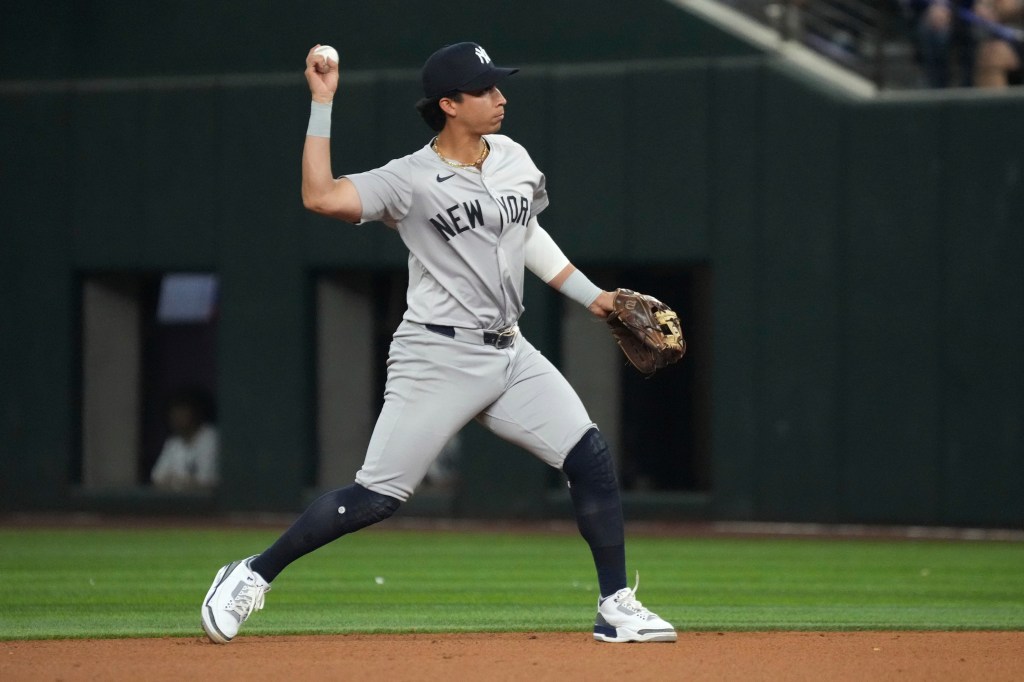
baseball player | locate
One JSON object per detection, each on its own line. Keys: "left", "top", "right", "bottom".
{"left": 201, "top": 41, "right": 676, "bottom": 645}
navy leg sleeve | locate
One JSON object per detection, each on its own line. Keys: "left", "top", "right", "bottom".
{"left": 562, "top": 428, "right": 627, "bottom": 597}
{"left": 251, "top": 483, "right": 401, "bottom": 582}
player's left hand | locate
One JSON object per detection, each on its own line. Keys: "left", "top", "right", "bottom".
{"left": 588, "top": 290, "right": 615, "bottom": 319}
{"left": 605, "top": 288, "right": 685, "bottom": 375}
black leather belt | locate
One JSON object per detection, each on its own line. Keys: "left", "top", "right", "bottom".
{"left": 425, "top": 324, "right": 518, "bottom": 349}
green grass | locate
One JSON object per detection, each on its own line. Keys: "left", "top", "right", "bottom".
{"left": 0, "top": 526, "right": 1022, "bottom": 639}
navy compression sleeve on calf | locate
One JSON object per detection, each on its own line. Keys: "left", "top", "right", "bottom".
{"left": 562, "top": 428, "right": 627, "bottom": 597}
{"left": 250, "top": 484, "right": 401, "bottom": 583}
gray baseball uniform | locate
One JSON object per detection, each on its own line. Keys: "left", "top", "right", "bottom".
{"left": 200, "top": 44, "right": 675, "bottom": 647}
{"left": 199, "top": 41, "right": 675, "bottom": 643}
{"left": 346, "top": 134, "right": 594, "bottom": 500}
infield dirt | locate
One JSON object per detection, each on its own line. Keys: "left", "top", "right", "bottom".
{"left": 2, "top": 631, "right": 1022, "bottom": 681}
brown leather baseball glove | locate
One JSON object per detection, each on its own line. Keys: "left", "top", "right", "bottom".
{"left": 606, "top": 288, "right": 686, "bottom": 375}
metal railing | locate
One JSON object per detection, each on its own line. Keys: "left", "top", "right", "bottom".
{"left": 723, "top": 0, "right": 911, "bottom": 87}
{"left": 730, "top": 0, "right": 896, "bottom": 84}
{"left": 723, "top": 0, "right": 1024, "bottom": 89}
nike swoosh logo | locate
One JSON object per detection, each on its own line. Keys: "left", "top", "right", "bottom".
{"left": 436, "top": 173, "right": 456, "bottom": 183}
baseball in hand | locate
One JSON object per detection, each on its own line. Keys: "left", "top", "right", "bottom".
{"left": 313, "top": 45, "right": 339, "bottom": 72}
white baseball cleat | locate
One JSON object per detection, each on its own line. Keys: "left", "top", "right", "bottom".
{"left": 201, "top": 555, "right": 271, "bottom": 644}
{"left": 593, "top": 573, "right": 677, "bottom": 643}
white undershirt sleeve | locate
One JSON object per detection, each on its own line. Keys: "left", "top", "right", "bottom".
{"left": 524, "top": 216, "right": 571, "bottom": 283}
{"left": 523, "top": 217, "right": 601, "bottom": 307}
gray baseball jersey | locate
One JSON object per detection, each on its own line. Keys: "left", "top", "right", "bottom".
{"left": 344, "top": 134, "right": 594, "bottom": 501}
{"left": 347, "top": 134, "right": 548, "bottom": 330}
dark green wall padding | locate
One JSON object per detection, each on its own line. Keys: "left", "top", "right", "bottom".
{"left": 3, "top": 4, "right": 1023, "bottom": 526}
{"left": 0, "top": 0, "right": 756, "bottom": 80}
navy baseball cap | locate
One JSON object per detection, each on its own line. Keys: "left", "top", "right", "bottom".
{"left": 421, "top": 42, "right": 518, "bottom": 99}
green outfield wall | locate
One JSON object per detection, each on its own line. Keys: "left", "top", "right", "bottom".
{"left": 2, "top": 3, "right": 1022, "bottom": 526}
{"left": 0, "top": 0, "right": 756, "bottom": 80}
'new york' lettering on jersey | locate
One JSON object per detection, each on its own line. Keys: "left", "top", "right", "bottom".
{"left": 428, "top": 192, "right": 530, "bottom": 242}
{"left": 346, "top": 134, "right": 548, "bottom": 330}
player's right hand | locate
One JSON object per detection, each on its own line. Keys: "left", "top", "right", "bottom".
{"left": 305, "top": 45, "right": 339, "bottom": 103}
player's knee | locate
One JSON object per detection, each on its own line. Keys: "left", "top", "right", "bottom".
{"left": 364, "top": 487, "right": 402, "bottom": 521}
{"left": 333, "top": 483, "right": 402, "bottom": 533}
{"left": 356, "top": 484, "right": 402, "bottom": 522}
{"left": 562, "top": 428, "right": 623, "bottom": 548}
{"left": 562, "top": 427, "right": 618, "bottom": 493}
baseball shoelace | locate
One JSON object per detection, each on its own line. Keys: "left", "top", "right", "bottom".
{"left": 226, "top": 582, "right": 268, "bottom": 622}
{"left": 612, "top": 573, "right": 653, "bottom": 619}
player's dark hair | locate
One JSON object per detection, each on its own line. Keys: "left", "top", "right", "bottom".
{"left": 415, "top": 91, "right": 462, "bottom": 132}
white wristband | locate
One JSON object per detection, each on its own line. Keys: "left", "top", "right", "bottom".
{"left": 307, "top": 100, "right": 332, "bottom": 138}
{"left": 560, "top": 269, "right": 603, "bottom": 308}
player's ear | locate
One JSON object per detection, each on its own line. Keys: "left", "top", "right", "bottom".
{"left": 438, "top": 96, "right": 458, "bottom": 117}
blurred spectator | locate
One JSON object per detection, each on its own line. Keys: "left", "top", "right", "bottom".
{"left": 907, "top": 0, "right": 979, "bottom": 87}
{"left": 151, "top": 388, "right": 219, "bottom": 491}
{"left": 422, "top": 433, "right": 461, "bottom": 489}
{"left": 974, "top": 0, "right": 1024, "bottom": 86}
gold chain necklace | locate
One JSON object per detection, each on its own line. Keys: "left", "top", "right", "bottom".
{"left": 431, "top": 137, "right": 489, "bottom": 168}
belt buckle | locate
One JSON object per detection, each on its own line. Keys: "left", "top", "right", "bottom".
{"left": 493, "top": 326, "right": 517, "bottom": 349}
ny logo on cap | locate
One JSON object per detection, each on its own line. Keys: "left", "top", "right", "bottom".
{"left": 474, "top": 46, "right": 491, "bottom": 64}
